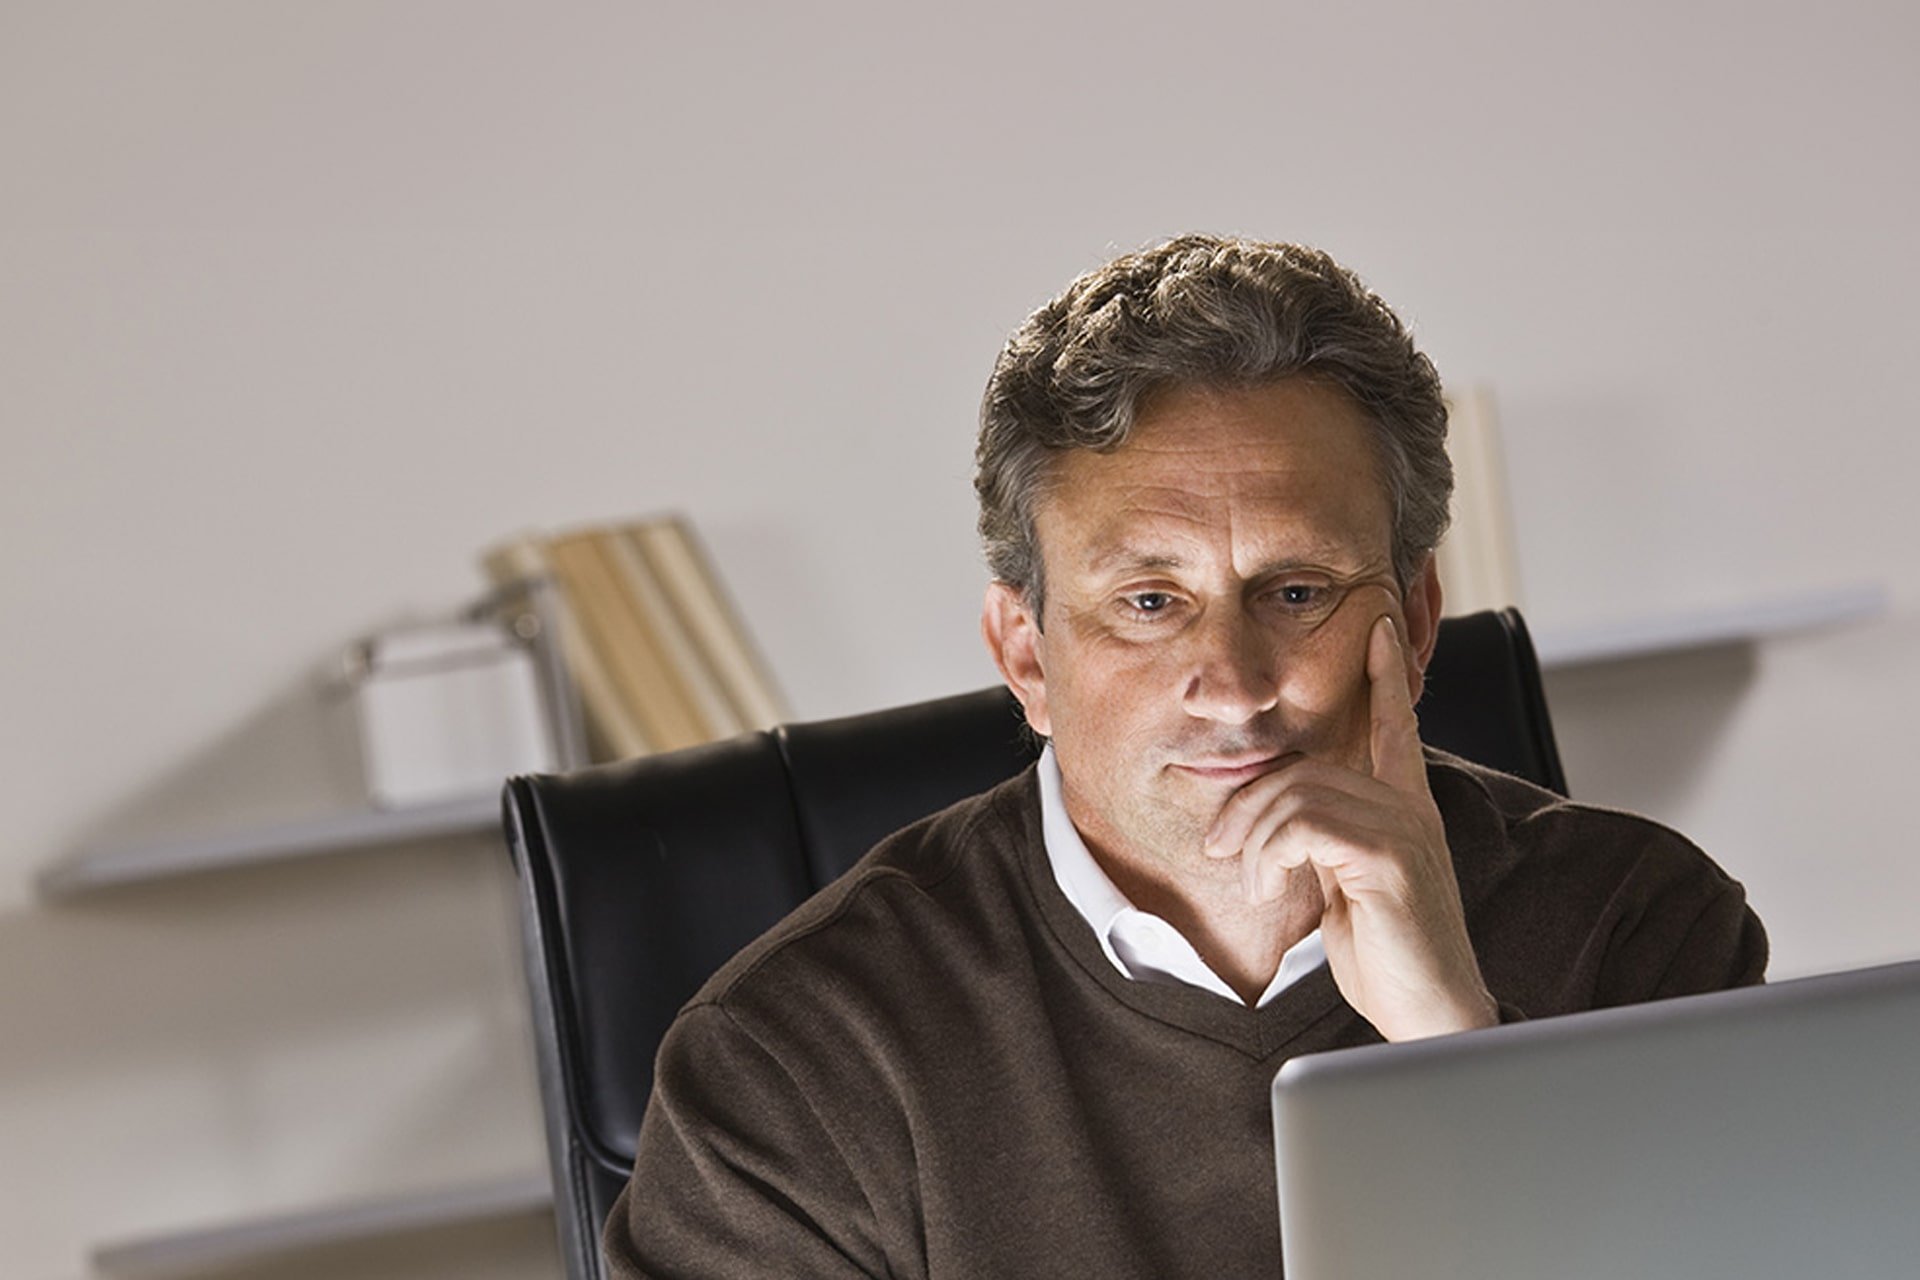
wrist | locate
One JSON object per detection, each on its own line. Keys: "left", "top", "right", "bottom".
{"left": 1384, "top": 984, "right": 1499, "bottom": 1042}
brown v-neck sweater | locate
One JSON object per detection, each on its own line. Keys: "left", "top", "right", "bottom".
{"left": 607, "top": 752, "right": 1766, "bottom": 1278}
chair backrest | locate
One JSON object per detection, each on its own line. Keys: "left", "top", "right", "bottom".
{"left": 501, "top": 607, "right": 1566, "bottom": 1280}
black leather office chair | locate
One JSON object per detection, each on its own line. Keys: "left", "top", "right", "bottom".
{"left": 501, "top": 607, "right": 1567, "bottom": 1280}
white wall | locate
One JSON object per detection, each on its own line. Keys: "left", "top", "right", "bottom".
{"left": 3, "top": 3, "right": 1916, "bottom": 1276}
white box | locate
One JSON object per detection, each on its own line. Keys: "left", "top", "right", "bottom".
{"left": 353, "top": 621, "right": 557, "bottom": 809}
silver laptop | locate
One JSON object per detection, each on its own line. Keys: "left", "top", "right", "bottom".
{"left": 1272, "top": 959, "right": 1920, "bottom": 1279}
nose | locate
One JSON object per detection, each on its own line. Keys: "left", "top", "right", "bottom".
{"left": 1180, "top": 603, "right": 1281, "bottom": 725}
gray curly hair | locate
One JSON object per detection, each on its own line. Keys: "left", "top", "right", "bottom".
{"left": 975, "top": 234, "right": 1452, "bottom": 615}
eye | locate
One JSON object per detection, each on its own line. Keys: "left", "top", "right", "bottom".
{"left": 1267, "top": 580, "right": 1335, "bottom": 612}
{"left": 1124, "top": 590, "right": 1176, "bottom": 615}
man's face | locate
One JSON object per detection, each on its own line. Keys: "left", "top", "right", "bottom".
{"left": 984, "top": 378, "right": 1441, "bottom": 878}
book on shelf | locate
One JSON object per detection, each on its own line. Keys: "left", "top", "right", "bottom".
{"left": 1436, "top": 385, "right": 1524, "bottom": 616}
{"left": 602, "top": 527, "right": 747, "bottom": 740}
{"left": 481, "top": 535, "right": 650, "bottom": 761}
{"left": 627, "top": 516, "right": 788, "bottom": 732}
{"left": 480, "top": 514, "right": 788, "bottom": 763}
{"left": 544, "top": 531, "right": 710, "bottom": 753}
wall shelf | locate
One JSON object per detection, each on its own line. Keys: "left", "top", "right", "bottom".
{"left": 37, "top": 791, "right": 504, "bottom": 900}
{"left": 1532, "top": 582, "right": 1887, "bottom": 669}
{"left": 92, "top": 1172, "right": 553, "bottom": 1279}
{"left": 40, "top": 582, "right": 1887, "bottom": 902}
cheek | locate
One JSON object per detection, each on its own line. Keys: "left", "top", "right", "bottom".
{"left": 1279, "top": 596, "right": 1382, "bottom": 717}
{"left": 1043, "top": 636, "right": 1170, "bottom": 756}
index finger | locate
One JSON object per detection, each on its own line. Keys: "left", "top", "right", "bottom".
{"left": 1367, "top": 613, "right": 1429, "bottom": 796}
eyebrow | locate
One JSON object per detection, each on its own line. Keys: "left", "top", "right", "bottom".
{"left": 1081, "top": 545, "right": 1187, "bottom": 574}
{"left": 1081, "top": 544, "right": 1355, "bottom": 578}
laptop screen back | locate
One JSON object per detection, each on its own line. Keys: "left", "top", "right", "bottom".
{"left": 1271, "top": 959, "right": 1920, "bottom": 1280}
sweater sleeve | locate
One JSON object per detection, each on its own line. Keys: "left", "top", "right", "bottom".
{"left": 1649, "top": 880, "right": 1769, "bottom": 998}
{"left": 604, "top": 1001, "right": 888, "bottom": 1280}
{"left": 1595, "top": 869, "right": 1770, "bottom": 1009}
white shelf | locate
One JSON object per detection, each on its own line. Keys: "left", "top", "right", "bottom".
{"left": 37, "top": 791, "right": 504, "bottom": 900}
{"left": 91, "top": 1173, "right": 552, "bottom": 1279}
{"left": 39, "top": 583, "right": 1887, "bottom": 900}
{"left": 1532, "top": 582, "right": 1887, "bottom": 668}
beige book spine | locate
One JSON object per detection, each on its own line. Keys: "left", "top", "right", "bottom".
{"left": 604, "top": 527, "right": 746, "bottom": 740}
{"left": 632, "top": 517, "right": 788, "bottom": 730}
{"left": 480, "top": 534, "right": 649, "bottom": 761}
{"left": 547, "top": 531, "right": 709, "bottom": 752}
{"left": 1436, "top": 386, "right": 1524, "bottom": 616}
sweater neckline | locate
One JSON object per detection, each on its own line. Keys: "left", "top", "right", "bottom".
{"left": 990, "top": 768, "right": 1364, "bottom": 1062}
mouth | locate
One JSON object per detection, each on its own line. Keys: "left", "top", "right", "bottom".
{"left": 1167, "top": 753, "right": 1297, "bottom": 785}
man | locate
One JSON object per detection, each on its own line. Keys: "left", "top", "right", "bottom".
{"left": 606, "top": 235, "right": 1766, "bottom": 1277}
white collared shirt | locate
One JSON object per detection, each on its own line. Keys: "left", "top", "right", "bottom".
{"left": 1038, "top": 745, "right": 1326, "bottom": 1008}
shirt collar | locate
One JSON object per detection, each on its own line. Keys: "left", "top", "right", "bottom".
{"left": 1036, "top": 744, "right": 1325, "bottom": 1007}
{"left": 1038, "top": 744, "right": 1138, "bottom": 977}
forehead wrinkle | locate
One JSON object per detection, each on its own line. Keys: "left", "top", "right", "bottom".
{"left": 1074, "top": 481, "right": 1367, "bottom": 577}
{"left": 1077, "top": 529, "right": 1367, "bottom": 586}
{"left": 1039, "top": 380, "right": 1395, "bottom": 593}
{"left": 1073, "top": 486, "right": 1221, "bottom": 574}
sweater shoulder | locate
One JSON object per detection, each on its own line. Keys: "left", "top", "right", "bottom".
{"left": 689, "top": 767, "right": 1039, "bottom": 1012}
{"left": 1426, "top": 746, "right": 1741, "bottom": 894}
{"left": 1426, "top": 748, "right": 1767, "bottom": 1005}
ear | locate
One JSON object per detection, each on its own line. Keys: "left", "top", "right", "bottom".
{"left": 981, "top": 581, "right": 1052, "bottom": 737}
{"left": 1401, "top": 553, "right": 1443, "bottom": 706}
